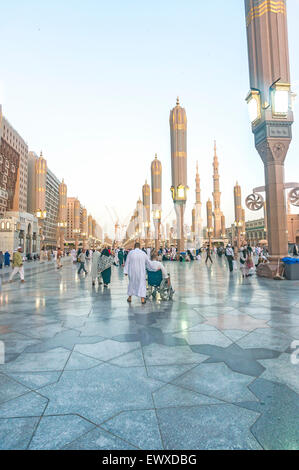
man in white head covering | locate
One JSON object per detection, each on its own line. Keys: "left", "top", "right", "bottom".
{"left": 225, "top": 244, "right": 235, "bottom": 273}
{"left": 124, "top": 242, "right": 156, "bottom": 305}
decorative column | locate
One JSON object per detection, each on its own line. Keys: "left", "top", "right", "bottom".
{"left": 212, "top": 142, "right": 222, "bottom": 238}
{"left": 137, "top": 198, "right": 143, "bottom": 244}
{"left": 245, "top": 0, "right": 294, "bottom": 274}
{"left": 234, "top": 182, "right": 242, "bottom": 250}
{"left": 206, "top": 199, "right": 214, "bottom": 247}
{"left": 142, "top": 180, "right": 151, "bottom": 247}
{"left": 195, "top": 162, "right": 202, "bottom": 248}
{"left": 92, "top": 219, "right": 96, "bottom": 249}
{"left": 88, "top": 215, "right": 93, "bottom": 249}
{"left": 221, "top": 214, "right": 226, "bottom": 240}
{"left": 73, "top": 199, "right": 81, "bottom": 251}
{"left": 151, "top": 154, "right": 162, "bottom": 251}
{"left": 35, "top": 152, "right": 47, "bottom": 252}
{"left": 82, "top": 208, "right": 88, "bottom": 249}
{"left": 57, "top": 179, "right": 67, "bottom": 250}
{"left": 191, "top": 208, "right": 196, "bottom": 244}
{"left": 170, "top": 97, "right": 188, "bottom": 253}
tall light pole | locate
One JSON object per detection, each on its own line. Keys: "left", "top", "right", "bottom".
{"left": 151, "top": 154, "right": 162, "bottom": 252}
{"left": 74, "top": 199, "right": 81, "bottom": 251}
{"left": 142, "top": 180, "right": 151, "bottom": 248}
{"left": 170, "top": 97, "right": 188, "bottom": 254}
{"left": 245, "top": 0, "right": 294, "bottom": 276}
{"left": 57, "top": 179, "right": 67, "bottom": 251}
{"left": 234, "top": 182, "right": 242, "bottom": 251}
{"left": 206, "top": 199, "right": 214, "bottom": 248}
{"left": 195, "top": 162, "right": 202, "bottom": 249}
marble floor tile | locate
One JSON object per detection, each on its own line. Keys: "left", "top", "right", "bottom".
{"left": 0, "top": 259, "right": 298, "bottom": 449}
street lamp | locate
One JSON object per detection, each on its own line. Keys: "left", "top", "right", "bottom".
{"left": 244, "top": 0, "right": 294, "bottom": 277}
{"left": 36, "top": 209, "right": 47, "bottom": 252}
{"left": 207, "top": 227, "right": 213, "bottom": 250}
{"left": 246, "top": 89, "right": 262, "bottom": 125}
{"left": 271, "top": 82, "right": 290, "bottom": 116}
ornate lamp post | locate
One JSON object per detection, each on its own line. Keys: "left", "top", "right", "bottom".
{"left": 206, "top": 199, "right": 214, "bottom": 248}
{"left": 73, "top": 199, "right": 81, "bottom": 251}
{"left": 36, "top": 209, "right": 47, "bottom": 252}
{"left": 151, "top": 154, "right": 162, "bottom": 251}
{"left": 142, "top": 180, "right": 151, "bottom": 247}
{"left": 234, "top": 182, "right": 243, "bottom": 251}
{"left": 244, "top": 0, "right": 294, "bottom": 277}
{"left": 195, "top": 162, "right": 202, "bottom": 249}
{"left": 170, "top": 97, "right": 188, "bottom": 254}
{"left": 81, "top": 208, "right": 88, "bottom": 250}
{"left": 191, "top": 208, "right": 196, "bottom": 245}
{"left": 136, "top": 198, "right": 143, "bottom": 244}
{"left": 57, "top": 179, "right": 67, "bottom": 251}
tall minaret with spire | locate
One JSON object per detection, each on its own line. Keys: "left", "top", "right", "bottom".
{"left": 170, "top": 97, "right": 188, "bottom": 253}
{"left": 212, "top": 141, "right": 222, "bottom": 238}
{"left": 194, "top": 161, "right": 202, "bottom": 248}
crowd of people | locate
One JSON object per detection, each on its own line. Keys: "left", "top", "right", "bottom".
{"left": 2, "top": 241, "right": 299, "bottom": 290}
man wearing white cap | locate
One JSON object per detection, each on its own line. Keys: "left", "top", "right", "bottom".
{"left": 225, "top": 244, "right": 235, "bottom": 273}
{"left": 9, "top": 247, "right": 25, "bottom": 283}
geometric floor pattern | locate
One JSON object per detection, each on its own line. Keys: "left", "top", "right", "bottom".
{"left": 0, "top": 257, "right": 298, "bottom": 450}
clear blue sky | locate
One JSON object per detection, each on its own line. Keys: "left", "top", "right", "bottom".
{"left": 1, "top": 0, "right": 299, "bottom": 236}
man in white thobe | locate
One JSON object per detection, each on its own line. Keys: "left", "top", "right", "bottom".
{"left": 124, "top": 243, "right": 155, "bottom": 304}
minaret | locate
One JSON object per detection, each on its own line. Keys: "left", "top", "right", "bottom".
{"left": 194, "top": 161, "right": 202, "bottom": 248}
{"left": 212, "top": 141, "right": 222, "bottom": 238}
{"left": 170, "top": 97, "right": 188, "bottom": 253}
{"left": 151, "top": 154, "right": 162, "bottom": 251}
{"left": 142, "top": 180, "right": 151, "bottom": 247}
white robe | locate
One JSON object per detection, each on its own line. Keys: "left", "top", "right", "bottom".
{"left": 71, "top": 249, "right": 77, "bottom": 263}
{"left": 147, "top": 260, "right": 168, "bottom": 279}
{"left": 124, "top": 248, "right": 155, "bottom": 298}
{"left": 91, "top": 250, "right": 101, "bottom": 281}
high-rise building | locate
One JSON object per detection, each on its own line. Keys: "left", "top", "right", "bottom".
{"left": 0, "top": 105, "right": 28, "bottom": 214}
{"left": 27, "top": 151, "right": 60, "bottom": 249}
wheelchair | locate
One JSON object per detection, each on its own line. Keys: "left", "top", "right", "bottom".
{"left": 146, "top": 270, "right": 175, "bottom": 301}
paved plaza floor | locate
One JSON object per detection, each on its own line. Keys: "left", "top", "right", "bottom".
{"left": 0, "top": 257, "right": 298, "bottom": 450}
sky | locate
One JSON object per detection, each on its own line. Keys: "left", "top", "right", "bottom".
{"left": 1, "top": 0, "right": 299, "bottom": 237}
